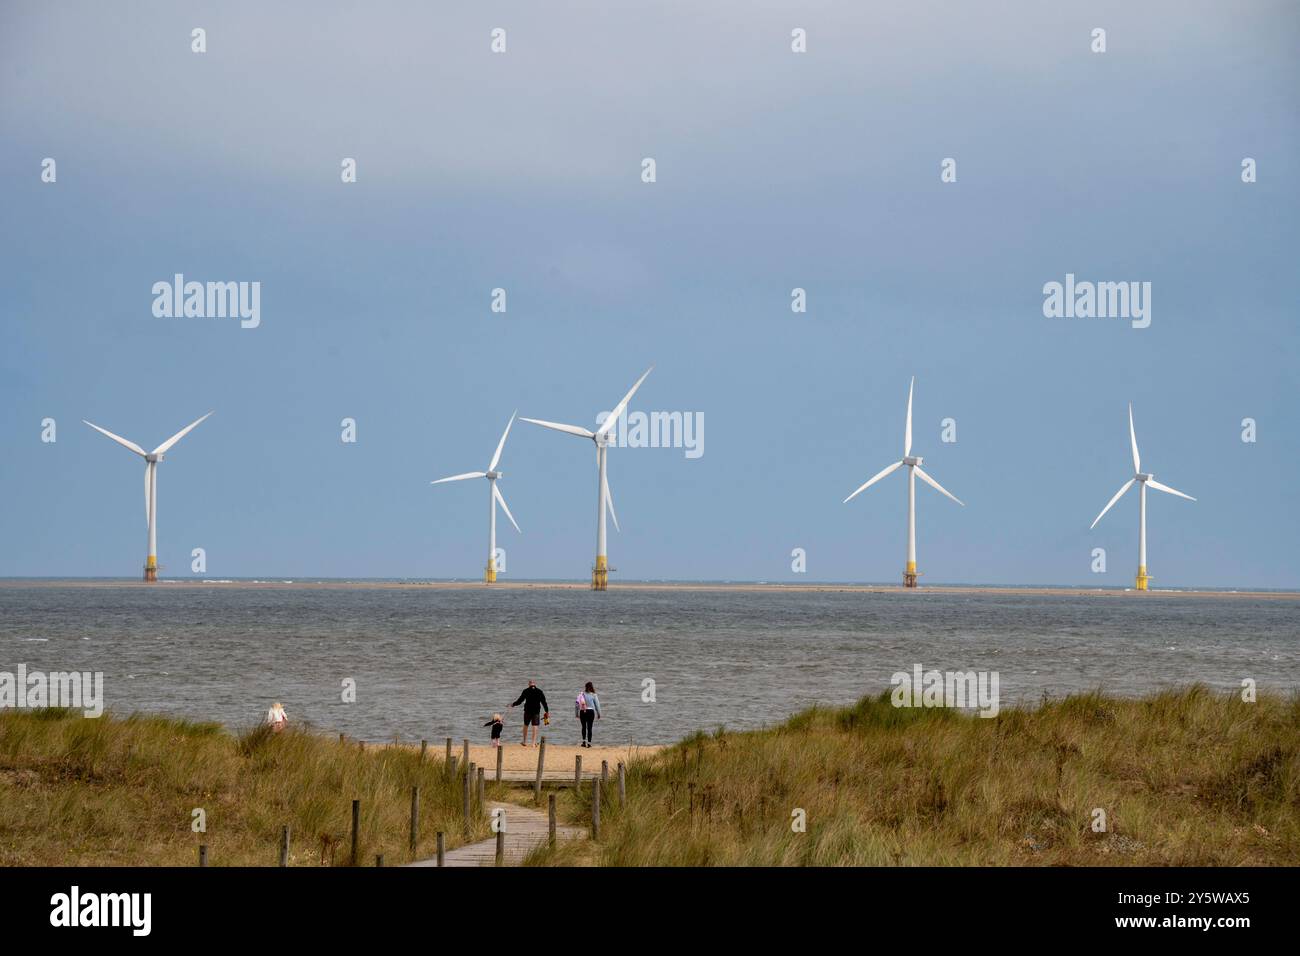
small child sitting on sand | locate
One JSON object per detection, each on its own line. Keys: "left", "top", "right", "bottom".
{"left": 483, "top": 713, "right": 505, "bottom": 747}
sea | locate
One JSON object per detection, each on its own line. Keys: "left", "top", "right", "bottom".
{"left": 1, "top": 580, "right": 1297, "bottom": 745}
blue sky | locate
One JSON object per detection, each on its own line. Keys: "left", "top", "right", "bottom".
{"left": 1, "top": 1, "right": 1297, "bottom": 586}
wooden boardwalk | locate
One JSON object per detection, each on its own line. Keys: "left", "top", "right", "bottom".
{"left": 407, "top": 801, "right": 585, "bottom": 868}
{"left": 496, "top": 769, "right": 602, "bottom": 786}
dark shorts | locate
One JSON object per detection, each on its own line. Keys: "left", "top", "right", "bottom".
{"left": 523, "top": 709, "right": 541, "bottom": 726}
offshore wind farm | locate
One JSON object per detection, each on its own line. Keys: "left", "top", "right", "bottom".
{"left": 2, "top": 0, "right": 1297, "bottom": 891}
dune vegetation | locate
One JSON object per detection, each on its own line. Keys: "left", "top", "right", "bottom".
{"left": 2, "top": 687, "right": 1296, "bottom": 867}
{"left": 0, "top": 710, "right": 493, "bottom": 866}
{"left": 524, "top": 686, "right": 1300, "bottom": 866}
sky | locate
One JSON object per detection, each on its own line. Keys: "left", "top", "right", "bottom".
{"left": 1, "top": 1, "right": 1297, "bottom": 587}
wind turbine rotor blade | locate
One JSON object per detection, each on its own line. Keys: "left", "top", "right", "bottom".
{"left": 913, "top": 465, "right": 965, "bottom": 506}
{"left": 493, "top": 484, "right": 521, "bottom": 533}
{"left": 1147, "top": 479, "right": 1196, "bottom": 502}
{"left": 904, "top": 376, "right": 914, "bottom": 457}
{"left": 152, "top": 411, "right": 213, "bottom": 456}
{"left": 83, "top": 421, "right": 147, "bottom": 457}
{"left": 488, "top": 411, "right": 516, "bottom": 472}
{"left": 1090, "top": 478, "right": 1135, "bottom": 529}
{"left": 603, "top": 470, "right": 620, "bottom": 533}
{"left": 519, "top": 417, "right": 595, "bottom": 440}
{"left": 1128, "top": 404, "right": 1141, "bottom": 474}
{"left": 595, "top": 366, "right": 654, "bottom": 440}
{"left": 431, "top": 471, "right": 486, "bottom": 484}
{"left": 843, "top": 460, "right": 903, "bottom": 504}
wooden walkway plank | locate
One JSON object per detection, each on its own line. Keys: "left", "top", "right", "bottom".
{"left": 407, "top": 801, "right": 584, "bottom": 868}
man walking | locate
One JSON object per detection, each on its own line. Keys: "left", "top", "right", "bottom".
{"left": 509, "top": 679, "right": 549, "bottom": 747}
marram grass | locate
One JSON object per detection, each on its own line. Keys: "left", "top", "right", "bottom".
{"left": 0, "top": 711, "right": 493, "bottom": 866}
{"left": 524, "top": 686, "right": 1299, "bottom": 866}
{"left": 3, "top": 687, "right": 1296, "bottom": 867}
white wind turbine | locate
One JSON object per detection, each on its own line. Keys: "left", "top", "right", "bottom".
{"left": 1090, "top": 404, "right": 1196, "bottom": 591}
{"left": 843, "top": 377, "right": 964, "bottom": 587}
{"left": 521, "top": 366, "right": 652, "bottom": 591}
{"left": 83, "top": 412, "right": 213, "bottom": 582}
{"left": 431, "top": 412, "right": 522, "bottom": 584}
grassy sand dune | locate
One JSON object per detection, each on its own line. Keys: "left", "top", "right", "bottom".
{"left": 0, "top": 712, "right": 493, "bottom": 866}
{"left": 527, "top": 686, "right": 1300, "bottom": 866}
{"left": 2, "top": 687, "right": 1296, "bottom": 866}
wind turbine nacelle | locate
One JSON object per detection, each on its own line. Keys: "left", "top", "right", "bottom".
{"left": 1136, "top": 473, "right": 1152, "bottom": 482}
{"left": 146, "top": 453, "right": 163, "bottom": 463}
{"left": 903, "top": 456, "right": 923, "bottom": 467}
{"left": 486, "top": 471, "right": 502, "bottom": 479}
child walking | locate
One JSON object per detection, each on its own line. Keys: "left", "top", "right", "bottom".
{"left": 483, "top": 713, "right": 505, "bottom": 747}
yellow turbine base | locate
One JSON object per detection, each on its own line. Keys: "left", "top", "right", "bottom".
{"left": 485, "top": 562, "right": 497, "bottom": 584}
{"left": 904, "top": 561, "right": 918, "bottom": 589}
{"left": 592, "top": 555, "right": 608, "bottom": 592}
{"left": 144, "top": 555, "right": 158, "bottom": 583}
{"left": 1135, "top": 566, "right": 1150, "bottom": 591}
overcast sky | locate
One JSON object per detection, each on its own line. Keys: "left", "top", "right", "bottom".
{"left": 2, "top": 1, "right": 1297, "bottom": 586}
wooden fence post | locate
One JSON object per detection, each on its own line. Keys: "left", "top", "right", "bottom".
{"left": 495, "top": 828, "right": 504, "bottom": 866}
{"left": 448, "top": 755, "right": 457, "bottom": 780}
{"left": 574, "top": 753, "right": 582, "bottom": 788}
{"left": 533, "top": 737, "right": 546, "bottom": 804}
{"left": 477, "top": 767, "right": 485, "bottom": 809}
{"left": 462, "top": 765, "right": 472, "bottom": 834}
{"left": 409, "top": 786, "right": 420, "bottom": 854}
{"left": 591, "top": 777, "right": 600, "bottom": 840}
{"left": 350, "top": 799, "right": 360, "bottom": 866}
{"left": 548, "top": 794, "right": 557, "bottom": 849}
{"left": 436, "top": 831, "right": 445, "bottom": 867}
{"left": 198, "top": 844, "right": 208, "bottom": 867}
{"left": 419, "top": 739, "right": 427, "bottom": 763}
{"left": 445, "top": 737, "right": 452, "bottom": 764}
{"left": 462, "top": 738, "right": 470, "bottom": 769}
{"left": 375, "top": 853, "right": 384, "bottom": 867}
{"left": 601, "top": 760, "right": 609, "bottom": 793}
{"left": 279, "top": 825, "right": 290, "bottom": 867}
{"left": 618, "top": 762, "right": 626, "bottom": 809}
{"left": 495, "top": 744, "right": 503, "bottom": 782}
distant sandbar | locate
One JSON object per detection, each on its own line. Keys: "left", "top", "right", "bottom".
{"left": 2, "top": 579, "right": 1296, "bottom": 599}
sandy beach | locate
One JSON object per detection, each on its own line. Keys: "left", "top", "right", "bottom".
{"left": 403, "top": 740, "right": 664, "bottom": 773}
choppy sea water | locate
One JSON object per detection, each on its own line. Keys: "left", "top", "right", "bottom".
{"left": 1, "top": 582, "right": 1296, "bottom": 745}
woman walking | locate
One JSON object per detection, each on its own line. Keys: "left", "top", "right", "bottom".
{"left": 575, "top": 681, "right": 601, "bottom": 748}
